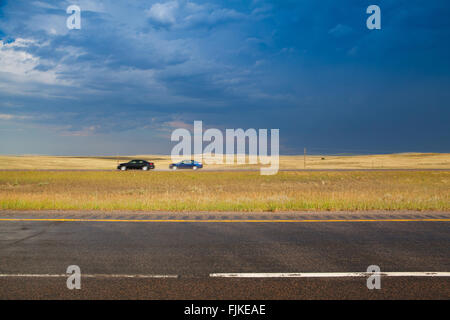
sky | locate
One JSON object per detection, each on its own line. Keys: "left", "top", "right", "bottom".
{"left": 0, "top": 0, "right": 449, "bottom": 155}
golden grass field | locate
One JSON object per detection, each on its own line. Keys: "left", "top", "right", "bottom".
{"left": 0, "top": 170, "right": 448, "bottom": 212}
{"left": 0, "top": 153, "right": 449, "bottom": 170}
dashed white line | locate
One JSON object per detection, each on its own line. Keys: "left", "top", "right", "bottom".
{"left": 209, "top": 272, "right": 450, "bottom": 278}
{"left": 0, "top": 274, "right": 178, "bottom": 279}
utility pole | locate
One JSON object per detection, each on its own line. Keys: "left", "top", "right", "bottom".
{"left": 304, "top": 147, "right": 306, "bottom": 169}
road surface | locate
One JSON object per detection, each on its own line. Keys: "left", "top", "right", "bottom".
{"left": 0, "top": 211, "right": 448, "bottom": 299}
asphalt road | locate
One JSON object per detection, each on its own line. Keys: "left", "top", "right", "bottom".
{"left": 0, "top": 211, "right": 449, "bottom": 299}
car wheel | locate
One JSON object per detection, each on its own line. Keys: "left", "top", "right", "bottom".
{"left": 192, "top": 166, "right": 198, "bottom": 170}
{"left": 120, "top": 166, "right": 126, "bottom": 171}
{"left": 142, "top": 166, "right": 148, "bottom": 171}
{"left": 172, "top": 166, "right": 177, "bottom": 170}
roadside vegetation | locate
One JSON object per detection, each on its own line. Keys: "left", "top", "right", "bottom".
{"left": 0, "top": 171, "right": 448, "bottom": 211}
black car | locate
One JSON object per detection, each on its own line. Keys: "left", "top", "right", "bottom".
{"left": 117, "top": 159, "right": 155, "bottom": 171}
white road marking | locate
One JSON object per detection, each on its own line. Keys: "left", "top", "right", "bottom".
{"left": 1, "top": 272, "right": 449, "bottom": 279}
{"left": 0, "top": 274, "right": 178, "bottom": 279}
{"left": 209, "top": 272, "right": 450, "bottom": 278}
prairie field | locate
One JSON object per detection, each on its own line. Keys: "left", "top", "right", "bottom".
{"left": 0, "top": 153, "right": 449, "bottom": 170}
{"left": 0, "top": 171, "right": 448, "bottom": 212}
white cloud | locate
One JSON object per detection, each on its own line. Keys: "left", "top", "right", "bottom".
{"left": 164, "top": 120, "right": 194, "bottom": 130}
{"left": 328, "top": 24, "right": 353, "bottom": 37}
{"left": 1, "top": 38, "right": 39, "bottom": 48}
{"left": 60, "top": 125, "right": 99, "bottom": 136}
{"left": 0, "top": 42, "right": 40, "bottom": 75}
{"left": 146, "top": 1, "right": 246, "bottom": 28}
{"left": 251, "top": 4, "right": 272, "bottom": 17}
{"left": 0, "top": 39, "right": 71, "bottom": 87}
{"left": 0, "top": 113, "right": 31, "bottom": 120}
{"left": 184, "top": 8, "right": 245, "bottom": 26}
{"left": 0, "top": 101, "right": 21, "bottom": 108}
{"left": 32, "top": 1, "right": 59, "bottom": 10}
{"left": 0, "top": 114, "right": 14, "bottom": 120}
{"left": 146, "top": 1, "right": 179, "bottom": 25}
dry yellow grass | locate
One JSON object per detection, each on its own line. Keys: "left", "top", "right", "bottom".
{"left": 0, "top": 153, "right": 449, "bottom": 170}
{"left": 0, "top": 171, "right": 448, "bottom": 211}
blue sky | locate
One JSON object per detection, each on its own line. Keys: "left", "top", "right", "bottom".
{"left": 0, "top": 0, "right": 449, "bottom": 155}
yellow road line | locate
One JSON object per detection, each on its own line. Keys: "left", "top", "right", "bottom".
{"left": 0, "top": 218, "right": 449, "bottom": 223}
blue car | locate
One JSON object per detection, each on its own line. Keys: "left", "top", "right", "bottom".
{"left": 169, "top": 160, "right": 203, "bottom": 170}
